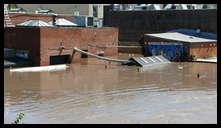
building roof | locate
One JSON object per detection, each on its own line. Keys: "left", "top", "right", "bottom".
{"left": 164, "top": 4, "right": 188, "bottom": 10}
{"left": 130, "top": 55, "right": 170, "bottom": 67}
{"left": 167, "top": 29, "right": 217, "bottom": 40}
{"left": 17, "top": 19, "right": 52, "bottom": 27}
{"left": 48, "top": 18, "right": 78, "bottom": 26}
{"left": 145, "top": 32, "right": 217, "bottom": 43}
{"left": 147, "top": 4, "right": 161, "bottom": 10}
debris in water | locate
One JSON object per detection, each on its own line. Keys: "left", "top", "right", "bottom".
{"left": 178, "top": 65, "right": 183, "bottom": 70}
{"left": 10, "top": 64, "right": 68, "bottom": 72}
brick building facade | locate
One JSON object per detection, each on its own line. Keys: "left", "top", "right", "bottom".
{"left": 4, "top": 26, "right": 118, "bottom": 66}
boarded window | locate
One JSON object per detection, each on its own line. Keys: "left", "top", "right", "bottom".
{"left": 50, "top": 55, "right": 70, "bottom": 65}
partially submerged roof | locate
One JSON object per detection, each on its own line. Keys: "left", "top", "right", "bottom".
{"left": 17, "top": 20, "right": 52, "bottom": 27}
{"left": 48, "top": 18, "right": 78, "bottom": 26}
{"left": 130, "top": 55, "right": 170, "bottom": 67}
{"left": 145, "top": 32, "right": 217, "bottom": 43}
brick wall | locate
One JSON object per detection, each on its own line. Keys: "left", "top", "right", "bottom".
{"left": 4, "top": 26, "right": 118, "bottom": 66}
{"left": 40, "top": 27, "right": 118, "bottom": 65}
{"left": 118, "top": 41, "right": 145, "bottom": 54}
{"left": 189, "top": 43, "right": 217, "bottom": 58}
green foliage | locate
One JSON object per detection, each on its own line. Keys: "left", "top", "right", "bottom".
{"left": 12, "top": 113, "right": 25, "bottom": 124}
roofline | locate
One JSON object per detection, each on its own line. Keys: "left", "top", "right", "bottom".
{"left": 145, "top": 33, "right": 217, "bottom": 43}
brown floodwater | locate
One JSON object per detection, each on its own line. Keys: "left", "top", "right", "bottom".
{"left": 4, "top": 54, "right": 217, "bottom": 124}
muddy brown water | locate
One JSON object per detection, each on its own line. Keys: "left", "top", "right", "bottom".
{"left": 4, "top": 54, "right": 217, "bottom": 124}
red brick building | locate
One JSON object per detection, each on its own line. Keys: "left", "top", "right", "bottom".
{"left": 4, "top": 26, "right": 118, "bottom": 66}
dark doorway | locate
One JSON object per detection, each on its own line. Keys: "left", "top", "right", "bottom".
{"left": 81, "top": 50, "right": 88, "bottom": 58}
{"left": 50, "top": 55, "right": 70, "bottom": 65}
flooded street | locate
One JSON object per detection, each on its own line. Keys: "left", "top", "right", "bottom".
{"left": 4, "top": 54, "right": 217, "bottom": 124}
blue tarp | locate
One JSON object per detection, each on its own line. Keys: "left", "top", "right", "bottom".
{"left": 167, "top": 29, "right": 217, "bottom": 40}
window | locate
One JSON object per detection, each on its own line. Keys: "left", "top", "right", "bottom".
{"left": 50, "top": 55, "right": 70, "bottom": 65}
{"left": 93, "top": 5, "right": 98, "bottom": 17}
